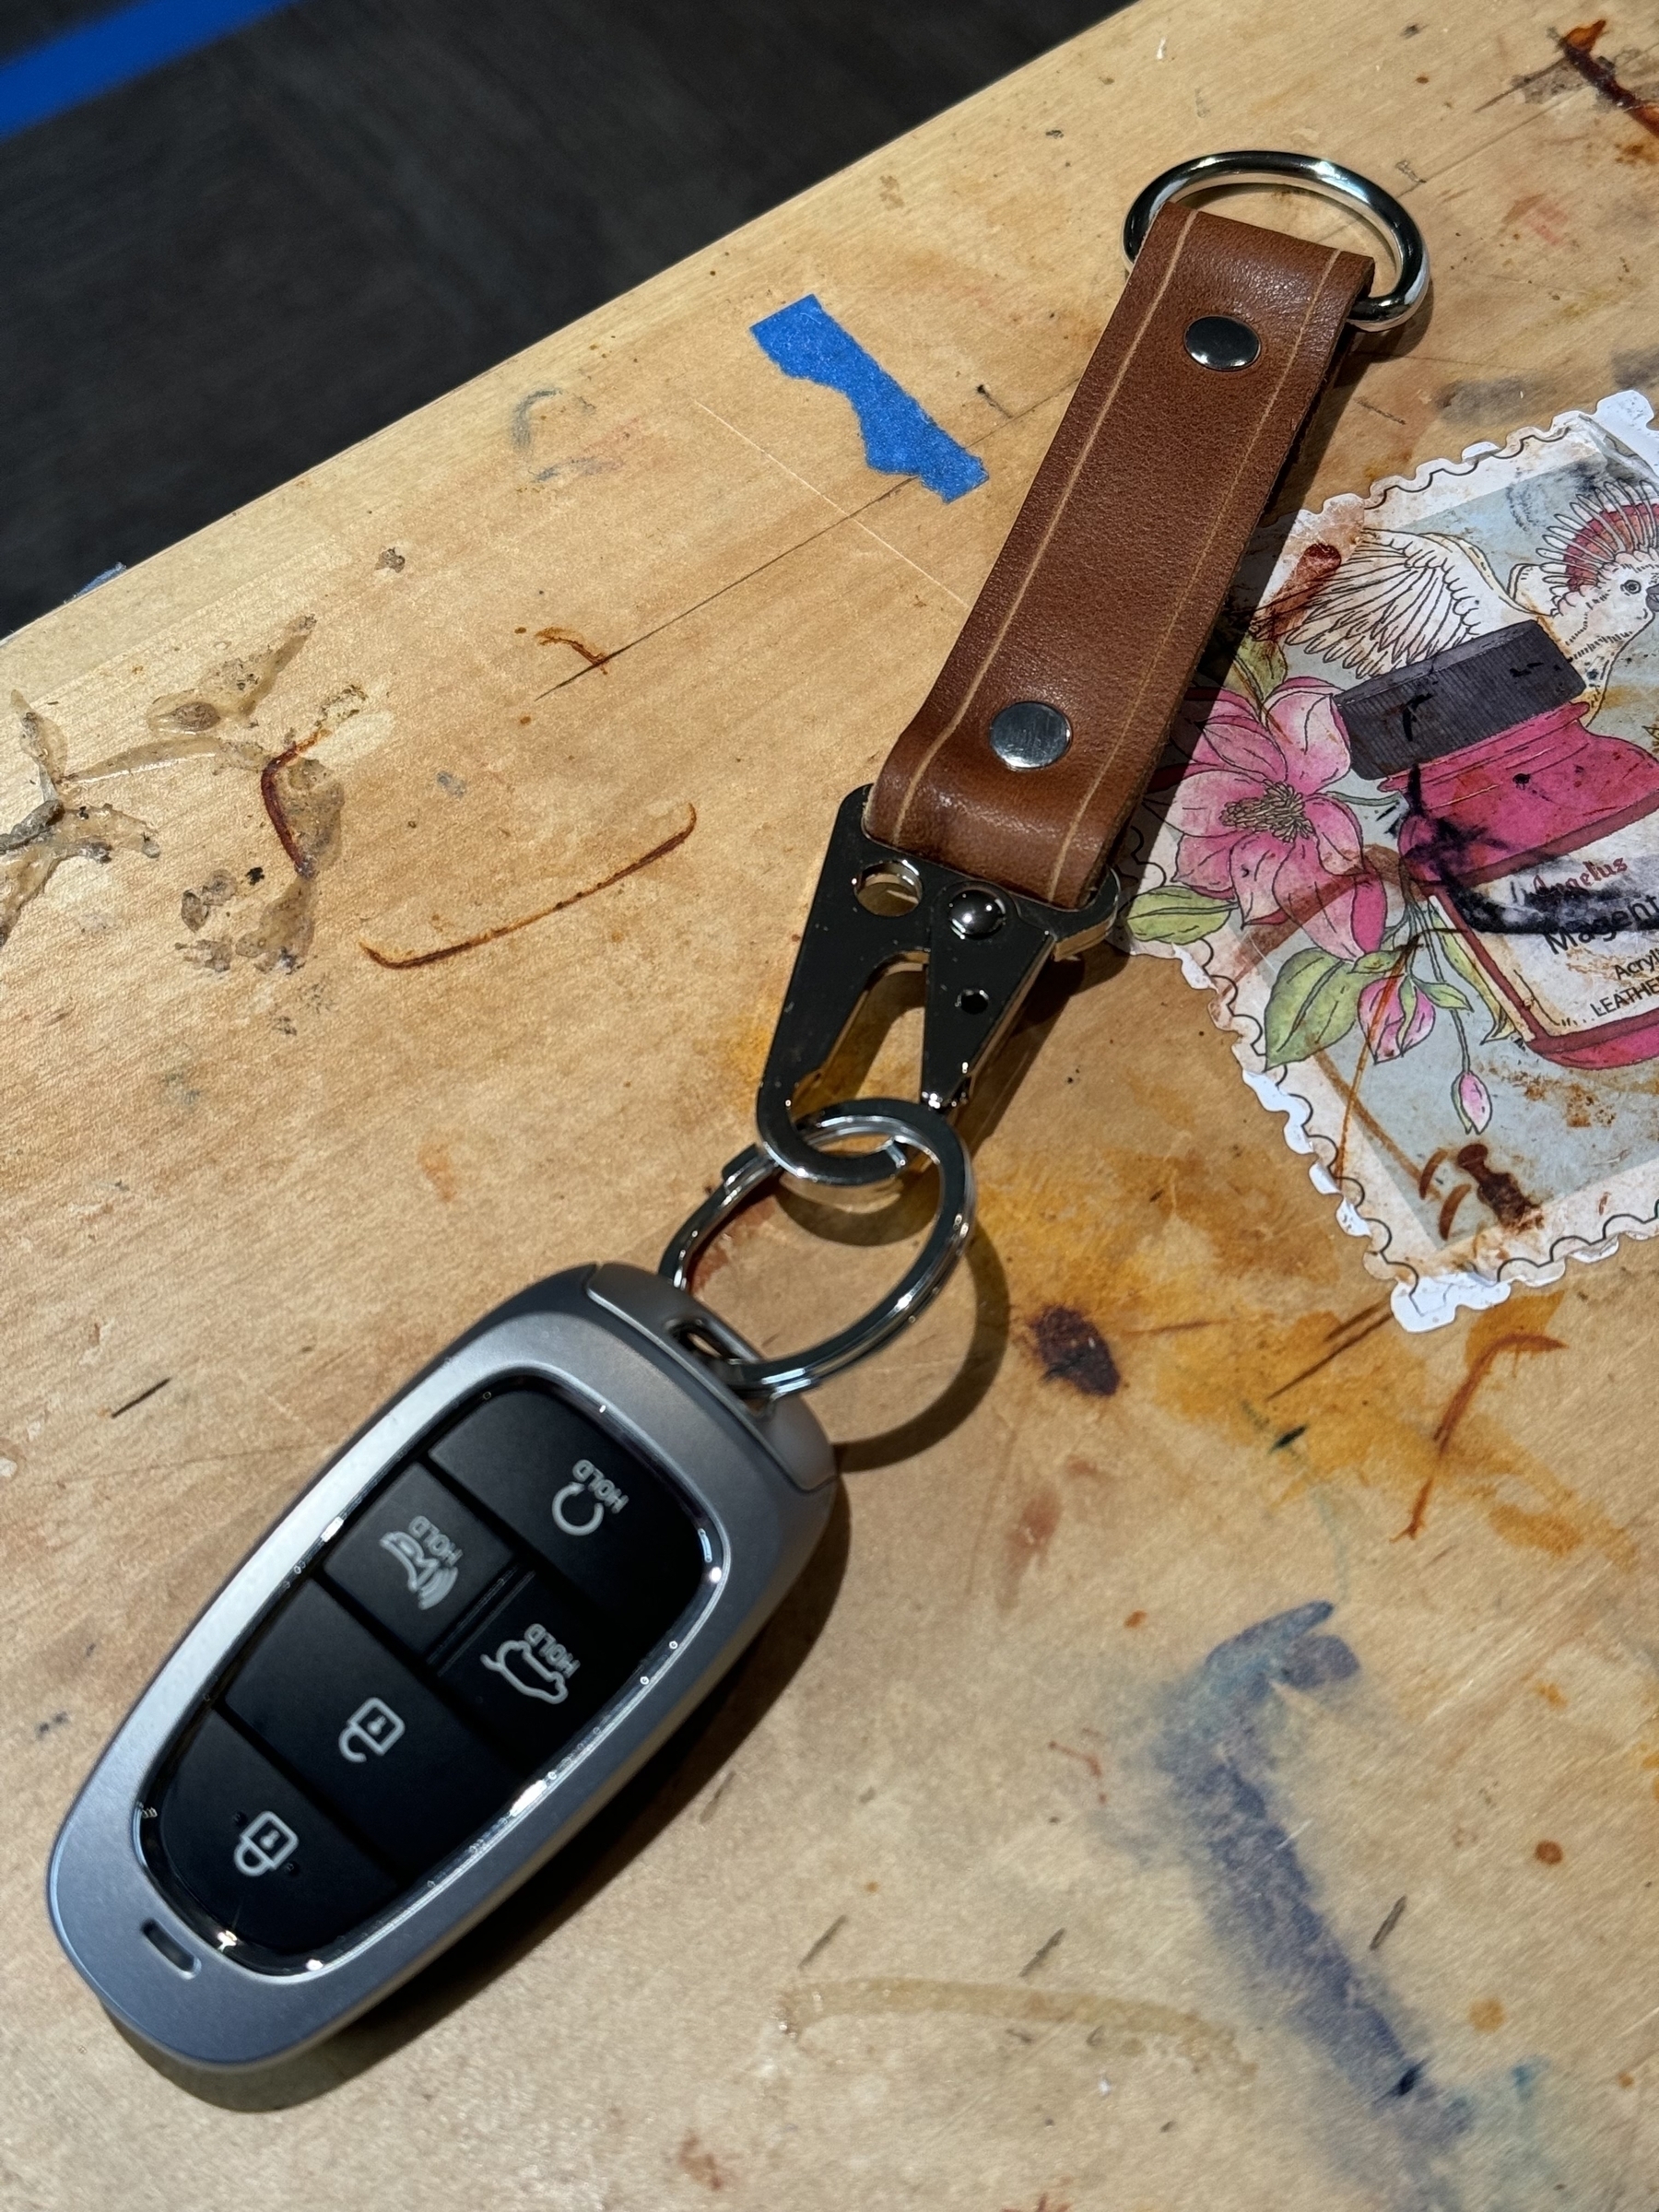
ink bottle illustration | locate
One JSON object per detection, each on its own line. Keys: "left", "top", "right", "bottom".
{"left": 1337, "top": 620, "right": 1659, "bottom": 1069}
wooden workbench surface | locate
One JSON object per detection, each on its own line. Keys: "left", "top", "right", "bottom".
{"left": 9, "top": 3, "right": 1659, "bottom": 2205}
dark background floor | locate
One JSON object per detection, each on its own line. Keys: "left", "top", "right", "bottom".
{"left": 2, "top": 0, "right": 1119, "bottom": 637}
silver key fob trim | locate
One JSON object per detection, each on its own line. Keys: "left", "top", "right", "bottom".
{"left": 47, "top": 1262, "right": 834, "bottom": 2068}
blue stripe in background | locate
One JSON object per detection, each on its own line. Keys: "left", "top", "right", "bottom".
{"left": 0, "top": 0, "right": 297, "bottom": 143}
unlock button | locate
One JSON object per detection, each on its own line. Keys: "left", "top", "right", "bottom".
{"left": 225, "top": 1583, "right": 515, "bottom": 1876}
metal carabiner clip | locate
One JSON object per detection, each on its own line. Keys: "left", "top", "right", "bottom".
{"left": 753, "top": 787, "right": 1122, "bottom": 1190}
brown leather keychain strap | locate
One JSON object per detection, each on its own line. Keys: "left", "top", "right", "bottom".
{"left": 865, "top": 205, "right": 1373, "bottom": 910}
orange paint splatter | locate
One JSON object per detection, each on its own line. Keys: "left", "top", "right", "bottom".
{"left": 959, "top": 959, "right": 1627, "bottom": 1572}
{"left": 1556, "top": 18, "right": 1659, "bottom": 139}
{"left": 996, "top": 1483, "right": 1063, "bottom": 1612}
{"left": 1400, "top": 1315, "right": 1568, "bottom": 1540}
{"left": 535, "top": 625, "right": 611, "bottom": 670}
{"left": 1535, "top": 1840, "right": 1564, "bottom": 1865}
{"left": 417, "top": 1139, "right": 457, "bottom": 1204}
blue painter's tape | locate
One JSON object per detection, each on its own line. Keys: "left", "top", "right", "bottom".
{"left": 0, "top": 0, "right": 298, "bottom": 144}
{"left": 750, "top": 295, "right": 987, "bottom": 503}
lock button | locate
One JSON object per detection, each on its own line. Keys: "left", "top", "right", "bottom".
{"left": 156, "top": 1712, "right": 396, "bottom": 1955}
{"left": 225, "top": 1583, "right": 517, "bottom": 1875}
{"left": 428, "top": 1388, "right": 703, "bottom": 1634}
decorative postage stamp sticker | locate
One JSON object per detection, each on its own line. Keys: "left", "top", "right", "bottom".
{"left": 1118, "top": 389, "right": 1659, "bottom": 1329}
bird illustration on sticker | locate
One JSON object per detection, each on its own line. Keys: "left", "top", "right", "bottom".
{"left": 1277, "top": 487, "right": 1659, "bottom": 712}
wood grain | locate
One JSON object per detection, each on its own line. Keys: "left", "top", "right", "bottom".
{"left": 7, "top": 4, "right": 1659, "bottom": 2206}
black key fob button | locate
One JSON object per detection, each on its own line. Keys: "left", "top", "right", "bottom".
{"left": 157, "top": 1712, "right": 396, "bottom": 1955}
{"left": 429, "top": 1388, "right": 703, "bottom": 1627}
{"left": 323, "top": 1464, "right": 512, "bottom": 1657}
{"left": 439, "top": 1572, "right": 629, "bottom": 1768}
{"left": 225, "top": 1583, "right": 517, "bottom": 1876}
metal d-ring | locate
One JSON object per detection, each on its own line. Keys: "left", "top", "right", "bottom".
{"left": 1123, "top": 150, "right": 1429, "bottom": 333}
{"left": 658, "top": 1099, "right": 974, "bottom": 1400}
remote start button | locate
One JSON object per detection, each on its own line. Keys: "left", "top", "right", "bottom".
{"left": 439, "top": 1573, "right": 629, "bottom": 1768}
{"left": 225, "top": 1583, "right": 516, "bottom": 1875}
{"left": 324, "top": 1464, "right": 512, "bottom": 1656}
{"left": 428, "top": 1388, "right": 703, "bottom": 1629}
{"left": 155, "top": 1712, "right": 396, "bottom": 1954}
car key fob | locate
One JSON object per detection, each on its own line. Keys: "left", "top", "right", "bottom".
{"left": 47, "top": 1263, "right": 833, "bottom": 2068}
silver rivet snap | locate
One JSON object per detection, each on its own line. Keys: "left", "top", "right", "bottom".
{"left": 989, "top": 700, "right": 1071, "bottom": 771}
{"left": 1183, "top": 314, "right": 1261, "bottom": 371}
{"left": 946, "top": 887, "right": 1007, "bottom": 940}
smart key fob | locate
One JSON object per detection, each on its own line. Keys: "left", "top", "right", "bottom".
{"left": 47, "top": 1264, "right": 833, "bottom": 2067}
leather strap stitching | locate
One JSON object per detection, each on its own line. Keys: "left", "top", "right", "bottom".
{"left": 1041, "top": 241, "right": 1351, "bottom": 902}
{"left": 881, "top": 207, "right": 1201, "bottom": 847}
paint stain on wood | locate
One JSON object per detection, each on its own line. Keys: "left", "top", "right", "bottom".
{"left": 1453, "top": 1143, "right": 1541, "bottom": 1230}
{"left": 1, "top": 694, "right": 160, "bottom": 954}
{"left": 1265, "top": 1302, "right": 1392, "bottom": 1400}
{"left": 360, "top": 806, "right": 695, "bottom": 969}
{"left": 1469, "top": 1997, "right": 1506, "bottom": 2031}
{"left": 418, "top": 1140, "right": 458, "bottom": 1204}
{"left": 974, "top": 998, "right": 1628, "bottom": 1571}
{"left": 676, "top": 2135, "right": 731, "bottom": 2192}
{"left": 779, "top": 1978, "right": 1253, "bottom": 2083}
{"left": 238, "top": 752, "right": 344, "bottom": 971}
{"left": 1029, "top": 1306, "right": 1121, "bottom": 1395}
{"left": 1436, "top": 377, "right": 1529, "bottom": 428}
{"left": 535, "top": 626, "right": 611, "bottom": 671}
{"left": 42, "top": 617, "right": 357, "bottom": 982}
{"left": 180, "top": 872, "right": 236, "bottom": 933}
{"left": 1555, "top": 18, "right": 1659, "bottom": 139}
{"left": 1047, "top": 1741, "right": 1106, "bottom": 1803}
{"left": 1535, "top": 1839, "right": 1565, "bottom": 1865}
{"left": 997, "top": 1481, "right": 1063, "bottom": 1612}
{"left": 138, "top": 618, "right": 314, "bottom": 757}
{"left": 176, "top": 673, "right": 371, "bottom": 975}
{"left": 1401, "top": 1312, "right": 1569, "bottom": 1541}
{"left": 106, "top": 1378, "right": 170, "bottom": 1420}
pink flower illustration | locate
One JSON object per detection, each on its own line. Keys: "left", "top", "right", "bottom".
{"left": 1453, "top": 1069, "right": 1492, "bottom": 1134}
{"left": 1359, "top": 971, "right": 1435, "bottom": 1061}
{"left": 1168, "top": 680, "right": 1384, "bottom": 959}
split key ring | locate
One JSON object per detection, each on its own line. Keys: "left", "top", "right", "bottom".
{"left": 1123, "top": 149, "right": 1429, "bottom": 332}
{"left": 658, "top": 1099, "right": 973, "bottom": 1401}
